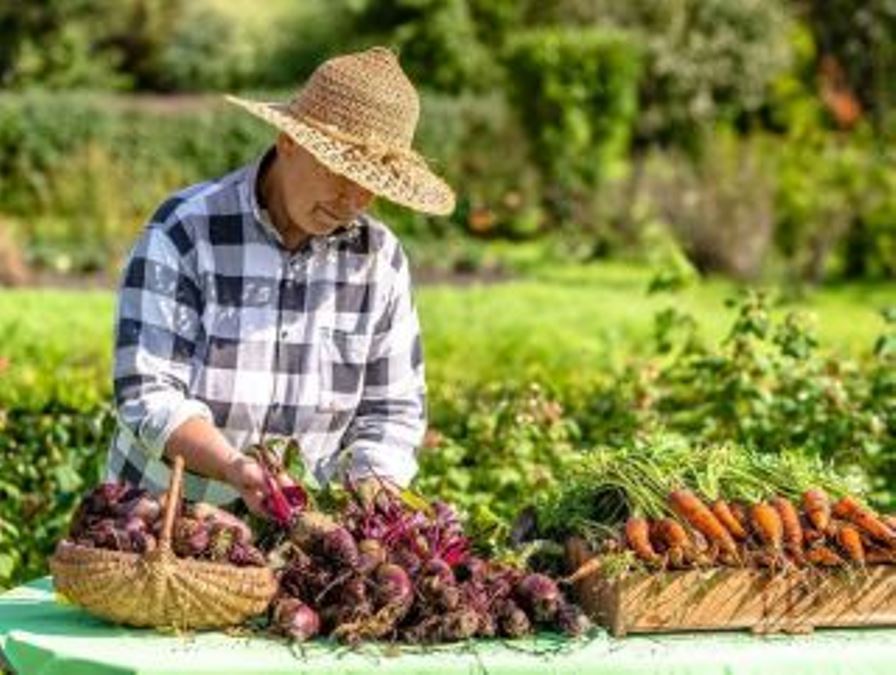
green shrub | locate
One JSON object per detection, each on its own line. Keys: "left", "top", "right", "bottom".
{"left": 345, "top": 0, "right": 500, "bottom": 94}
{"left": 504, "top": 27, "right": 641, "bottom": 196}
{"left": 0, "top": 90, "right": 544, "bottom": 271}
{"left": 0, "top": 406, "right": 115, "bottom": 590}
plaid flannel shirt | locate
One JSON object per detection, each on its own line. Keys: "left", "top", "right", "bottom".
{"left": 106, "top": 149, "right": 427, "bottom": 504}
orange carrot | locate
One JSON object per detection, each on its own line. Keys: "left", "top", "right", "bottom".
{"left": 653, "top": 518, "right": 690, "bottom": 569}
{"left": 802, "top": 489, "right": 830, "bottom": 532}
{"left": 806, "top": 546, "right": 843, "bottom": 567}
{"left": 625, "top": 517, "right": 661, "bottom": 565}
{"left": 565, "top": 556, "right": 603, "bottom": 584}
{"left": 836, "top": 524, "right": 865, "bottom": 563}
{"left": 669, "top": 489, "right": 737, "bottom": 556}
{"left": 771, "top": 496, "right": 804, "bottom": 557}
{"left": 802, "top": 526, "right": 825, "bottom": 546}
{"left": 750, "top": 502, "right": 783, "bottom": 551}
{"left": 865, "top": 546, "right": 896, "bottom": 565}
{"left": 711, "top": 500, "right": 748, "bottom": 541}
{"left": 832, "top": 496, "right": 896, "bottom": 546}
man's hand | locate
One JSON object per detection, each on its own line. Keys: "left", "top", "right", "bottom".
{"left": 355, "top": 477, "right": 399, "bottom": 507}
{"left": 223, "top": 454, "right": 270, "bottom": 517}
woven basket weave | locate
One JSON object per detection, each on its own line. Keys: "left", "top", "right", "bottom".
{"left": 50, "top": 456, "right": 277, "bottom": 629}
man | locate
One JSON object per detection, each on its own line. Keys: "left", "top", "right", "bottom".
{"left": 106, "top": 47, "right": 455, "bottom": 515}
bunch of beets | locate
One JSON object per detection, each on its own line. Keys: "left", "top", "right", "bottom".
{"left": 66, "top": 482, "right": 266, "bottom": 567}
{"left": 267, "top": 488, "right": 591, "bottom": 644}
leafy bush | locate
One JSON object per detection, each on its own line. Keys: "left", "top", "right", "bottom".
{"left": 570, "top": 290, "right": 896, "bottom": 507}
{"left": 345, "top": 0, "right": 501, "bottom": 94}
{"left": 641, "top": 130, "right": 775, "bottom": 279}
{"left": 417, "top": 382, "right": 580, "bottom": 524}
{"left": 546, "top": 0, "right": 794, "bottom": 152}
{"left": 0, "top": 90, "right": 544, "bottom": 272}
{"left": 503, "top": 27, "right": 641, "bottom": 197}
{"left": 0, "top": 406, "right": 115, "bottom": 590}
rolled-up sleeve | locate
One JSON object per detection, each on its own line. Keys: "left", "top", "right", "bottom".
{"left": 114, "top": 222, "right": 212, "bottom": 460}
{"left": 342, "top": 244, "right": 426, "bottom": 486}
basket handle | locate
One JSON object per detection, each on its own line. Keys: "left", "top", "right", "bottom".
{"left": 159, "top": 454, "right": 186, "bottom": 552}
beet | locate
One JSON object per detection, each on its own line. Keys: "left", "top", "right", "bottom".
{"left": 423, "top": 558, "right": 454, "bottom": 583}
{"left": 173, "top": 518, "right": 209, "bottom": 558}
{"left": 131, "top": 532, "right": 157, "bottom": 554}
{"left": 85, "top": 483, "right": 130, "bottom": 514}
{"left": 357, "top": 538, "right": 386, "bottom": 574}
{"left": 373, "top": 563, "right": 413, "bottom": 609}
{"left": 388, "top": 548, "right": 422, "bottom": 576}
{"left": 229, "top": 542, "right": 266, "bottom": 567}
{"left": 207, "top": 524, "right": 236, "bottom": 561}
{"left": 456, "top": 557, "right": 487, "bottom": 583}
{"left": 516, "top": 573, "right": 561, "bottom": 623}
{"left": 556, "top": 601, "right": 592, "bottom": 637}
{"left": 113, "top": 495, "right": 161, "bottom": 524}
{"left": 273, "top": 598, "right": 320, "bottom": 642}
{"left": 320, "top": 527, "right": 359, "bottom": 569}
{"left": 190, "top": 502, "right": 254, "bottom": 544}
{"left": 122, "top": 516, "right": 147, "bottom": 537}
{"left": 496, "top": 600, "right": 532, "bottom": 638}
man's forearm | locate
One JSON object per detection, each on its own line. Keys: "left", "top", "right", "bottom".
{"left": 164, "top": 416, "right": 240, "bottom": 483}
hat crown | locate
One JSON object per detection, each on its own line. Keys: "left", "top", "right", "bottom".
{"left": 290, "top": 47, "right": 419, "bottom": 149}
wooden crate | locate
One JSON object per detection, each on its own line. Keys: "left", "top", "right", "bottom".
{"left": 566, "top": 543, "right": 896, "bottom": 636}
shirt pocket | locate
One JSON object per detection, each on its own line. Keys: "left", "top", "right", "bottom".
{"left": 317, "top": 327, "right": 369, "bottom": 413}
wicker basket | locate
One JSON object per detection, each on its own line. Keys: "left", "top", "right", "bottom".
{"left": 50, "top": 456, "right": 277, "bottom": 629}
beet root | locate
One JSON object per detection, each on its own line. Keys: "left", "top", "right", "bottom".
{"left": 515, "top": 573, "right": 561, "bottom": 623}
{"left": 273, "top": 598, "right": 320, "bottom": 642}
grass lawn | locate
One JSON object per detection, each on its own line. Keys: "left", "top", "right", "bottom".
{"left": 0, "top": 261, "right": 893, "bottom": 405}
{"left": 420, "top": 261, "right": 896, "bottom": 386}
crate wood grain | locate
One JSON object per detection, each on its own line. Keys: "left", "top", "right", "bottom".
{"left": 566, "top": 540, "right": 896, "bottom": 636}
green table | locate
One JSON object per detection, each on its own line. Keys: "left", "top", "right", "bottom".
{"left": 2, "top": 578, "right": 895, "bottom": 675}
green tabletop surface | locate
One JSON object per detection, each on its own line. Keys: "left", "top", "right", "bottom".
{"left": 2, "top": 577, "right": 896, "bottom": 674}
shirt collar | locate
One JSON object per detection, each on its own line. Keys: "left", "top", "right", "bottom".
{"left": 244, "top": 147, "right": 365, "bottom": 252}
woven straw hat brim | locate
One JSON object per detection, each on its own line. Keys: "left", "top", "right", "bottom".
{"left": 226, "top": 95, "right": 456, "bottom": 216}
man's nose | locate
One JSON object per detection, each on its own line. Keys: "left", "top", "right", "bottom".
{"left": 341, "top": 181, "right": 374, "bottom": 211}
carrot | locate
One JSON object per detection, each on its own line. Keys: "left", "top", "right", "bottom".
{"left": 806, "top": 546, "right": 843, "bottom": 567}
{"left": 802, "top": 489, "right": 831, "bottom": 533}
{"left": 711, "top": 500, "right": 748, "bottom": 541}
{"left": 802, "top": 526, "right": 825, "bottom": 546}
{"left": 771, "top": 496, "right": 804, "bottom": 557}
{"left": 565, "top": 556, "right": 603, "bottom": 585}
{"left": 749, "top": 502, "right": 783, "bottom": 551}
{"left": 836, "top": 524, "right": 866, "bottom": 563}
{"left": 624, "top": 517, "right": 661, "bottom": 565}
{"left": 653, "top": 517, "right": 689, "bottom": 549}
{"left": 865, "top": 545, "right": 896, "bottom": 565}
{"left": 652, "top": 518, "right": 690, "bottom": 569}
{"left": 884, "top": 515, "right": 896, "bottom": 531}
{"left": 669, "top": 490, "right": 737, "bottom": 556}
{"left": 832, "top": 496, "right": 896, "bottom": 546}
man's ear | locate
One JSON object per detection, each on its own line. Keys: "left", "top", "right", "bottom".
{"left": 276, "top": 132, "right": 296, "bottom": 156}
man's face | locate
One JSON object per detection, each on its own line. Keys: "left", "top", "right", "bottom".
{"left": 275, "top": 133, "right": 375, "bottom": 237}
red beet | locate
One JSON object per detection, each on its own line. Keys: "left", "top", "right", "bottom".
{"left": 516, "top": 573, "right": 560, "bottom": 623}
{"left": 496, "top": 600, "right": 532, "bottom": 638}
{"left": 321, "top": 527, "right": 359, "bottom": 569}
{"left": 556, "top": 601, "right": 591, "bottom": 636}
{"left": 357, "top": 538, "right": 386, "bottom": 574}
{"left": 229, "top": 542, "right": 266, "bottom": 567}
{"left": 273, "top": 598, "right": 320, "bottom": 642}
{"left": 373, "top": 563, "right": 413, "bottom": 609}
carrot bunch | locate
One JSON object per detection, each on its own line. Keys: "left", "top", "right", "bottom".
{"left": 614, "top": 488, "right": 896, "bottom": 571}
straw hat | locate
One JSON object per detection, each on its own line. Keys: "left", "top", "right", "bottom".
{"left": 226, "top": 47, "right": 455, "bottom": 216}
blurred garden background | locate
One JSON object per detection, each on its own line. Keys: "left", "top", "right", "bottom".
{"left": 0, "top": 0, "right": 894, "bottom": 589}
